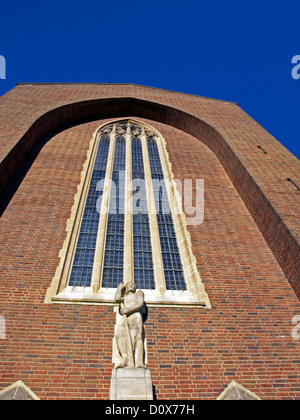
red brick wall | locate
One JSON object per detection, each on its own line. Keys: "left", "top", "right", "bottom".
{"left": 0, "top": 113, "right": 299, "bottom": 400}
{"left": 0, "top": 84, "right": 299, "bottom": 301}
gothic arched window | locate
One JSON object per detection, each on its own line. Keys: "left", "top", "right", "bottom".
{"left": 45, "top": 119, "right": 210, "bottom": 307}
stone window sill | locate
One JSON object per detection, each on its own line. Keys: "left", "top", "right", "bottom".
{"left": 52, "top": 286, "right": 207, "bottom": 308}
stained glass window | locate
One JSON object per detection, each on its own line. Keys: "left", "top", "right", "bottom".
{"left": 69, "top": 134, "right": 110, "bottom": 286}
{"left": 131, "top": 136, "right": 155, "bottom": 290}
{"left": 49, "top": 118, "right": 210, "bottom": 307}
{"left": 102, "top": 135, "right": 126, "bottom": 288}
{"left": 69, "top": 122, "right": 185, "bottom": 292}
{"left": 147, "top": 138, "right": 186, "bottom": 291}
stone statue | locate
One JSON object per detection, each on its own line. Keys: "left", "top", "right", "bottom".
{"left": 110, "top": 280, "right": 153, "bottom": 400}
{"left": 114, "top": 281, "right": 145, "bottom": 369}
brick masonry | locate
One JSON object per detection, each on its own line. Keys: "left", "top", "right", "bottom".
{"left": 0, "top": 84, "right": 299, "bottom": 400}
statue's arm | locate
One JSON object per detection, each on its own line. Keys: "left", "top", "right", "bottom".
{"left": 115, "top": 281, "right": 125, "bottom": 303}
{"left": 120, "top": 290, "right": 144, "bottom": 316}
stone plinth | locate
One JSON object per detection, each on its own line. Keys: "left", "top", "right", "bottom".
{"left": 110, "top": 368, "right": 153, "bottom": 400}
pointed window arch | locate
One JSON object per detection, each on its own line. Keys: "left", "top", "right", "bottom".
{"left": 45, "top": 119, "right": 210, "bottom": 307}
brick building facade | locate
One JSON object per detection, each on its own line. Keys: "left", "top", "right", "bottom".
{"left": 0, "top": 83, "right": 299, "bottom": 400}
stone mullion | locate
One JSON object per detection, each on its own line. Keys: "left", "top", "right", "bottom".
{"left": 91, "top": 125, "right": 116, "bottom": 293}
{"left": 141, "top": 132, "right": 166, "bottom": 296}
{"left": 123, "top": 125, "right": 134, "bottom": 285}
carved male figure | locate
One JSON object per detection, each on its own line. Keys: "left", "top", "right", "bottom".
{"left": 114, "top": 280, "right": 145, "bottom": 369}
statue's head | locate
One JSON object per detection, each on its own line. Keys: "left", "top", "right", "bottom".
{"left": 125, "top": 281, "right": 136, "bottom": 295}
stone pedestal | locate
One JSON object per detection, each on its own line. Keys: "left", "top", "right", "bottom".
{"left": 110, "top": 368, "right": 153, "bottom": 400}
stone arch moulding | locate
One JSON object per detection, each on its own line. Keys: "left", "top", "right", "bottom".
{"left": 0, "top": 95, "right": 299, "bottom": 301}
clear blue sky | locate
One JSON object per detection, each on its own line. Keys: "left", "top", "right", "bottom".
{"left": 0, "top": 0, "right": 299, "bottom": 158}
